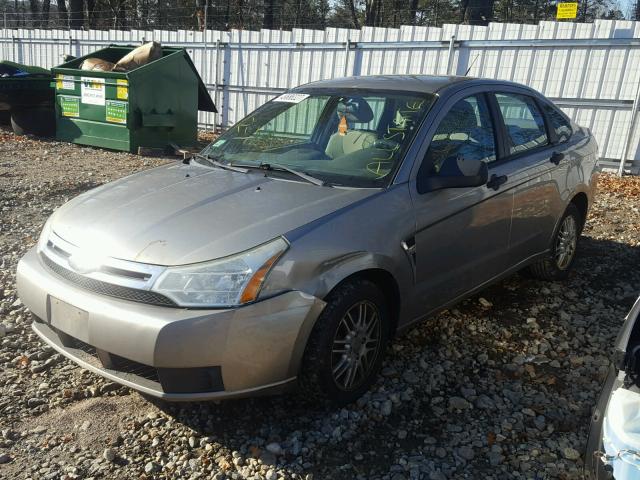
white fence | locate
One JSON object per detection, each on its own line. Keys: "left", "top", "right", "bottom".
{"left": 2, "top": 20, "right": 640, "bottom": 172}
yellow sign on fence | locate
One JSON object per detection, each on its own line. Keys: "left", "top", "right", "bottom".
{"left": 557, "top": 2, "right": 578, "bottom": 19}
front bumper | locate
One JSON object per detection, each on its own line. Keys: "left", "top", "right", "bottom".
{"left": 17, "top": 248, "right": 326, "bottom": 401}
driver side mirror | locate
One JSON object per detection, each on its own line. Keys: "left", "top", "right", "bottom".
{"left": 417, "top": 159, "right": 489, "bottom": 194}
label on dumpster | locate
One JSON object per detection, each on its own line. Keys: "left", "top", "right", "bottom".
{"left": 81, "top": 77, "right": 105, "bottom": 106}
{"left": 273, "top": 93, "right": 310, "bottom": 104}
{"left": 60, "top": 96, "right": 79, "bottom": 118}
{"left": 56, "top": 74, "right": 75, "bottom": 91}
{"left": 116, "top": 79, "right": 129, "bottom": 100}
{"left": 106, "top": 100, "right": 127, "bottom": 124}
{"left": 556, "top": 2, "right": 578, "bottom": 18}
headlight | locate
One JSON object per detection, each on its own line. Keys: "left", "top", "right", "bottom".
{"left": 151, "top": 237, "right": 288, "bottom": 307}
{"left": 36, "top": 217, "right": 53, "bottom": 254}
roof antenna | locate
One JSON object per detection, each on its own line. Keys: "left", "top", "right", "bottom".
{"left": 465, "top": 55, "right": 480, "bottom": 76}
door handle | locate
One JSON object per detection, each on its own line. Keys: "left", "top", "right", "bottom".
{"left": 486, "top": 174, "right": 508, "bottom": 191}
{"left": 550, "top": 151, "right": 565, "bottom": 165}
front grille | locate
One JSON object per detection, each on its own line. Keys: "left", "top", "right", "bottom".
{"left": 42, "top": 254, "right": 177, "bottom": 307}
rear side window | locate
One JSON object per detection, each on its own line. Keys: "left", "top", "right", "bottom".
{"left": 541, "top": 102, "right": 572, "bottom": 143}
{"left": 425, "top": 94, "right": 496, "bottom": 176}
{"left": 495, "top": 93, "right": 548, "bottom": 155}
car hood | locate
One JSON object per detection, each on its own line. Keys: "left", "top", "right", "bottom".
{"left": 50, "top": 162, "right": 376, "bottom": 265}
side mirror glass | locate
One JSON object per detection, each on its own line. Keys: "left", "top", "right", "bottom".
{"left": 417, "top": 159, "right": 488, "bottom": 194}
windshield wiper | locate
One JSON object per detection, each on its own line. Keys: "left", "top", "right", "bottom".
{"left": 193, "top": 154, "right": 249, "bottom": 174}
{"left": 231, "top": 162, "right": 328, "bottom": 187}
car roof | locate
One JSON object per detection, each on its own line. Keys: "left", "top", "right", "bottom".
{"left": 295, "top": 75, "right": 534, "bottom": 95}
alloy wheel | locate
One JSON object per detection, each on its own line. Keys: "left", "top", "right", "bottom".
{"left": 330, "top": 300, "right": 382, "bottom": 391}
{"left": 555, "top": 215, "right": 577, "bottom": 270}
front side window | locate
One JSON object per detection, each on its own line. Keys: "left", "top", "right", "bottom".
{"left": 496, "top": 93, "right": 548, "bottom": 155}
{"left": 424, "top": 94, "right": 496, "bottom": 177}
{"left": 201, "top": 90, "right": 435, "bottom": 188}
{"left": 541, "top": 102, "right": 572, "bottom": 143}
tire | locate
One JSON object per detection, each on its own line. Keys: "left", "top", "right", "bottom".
{"left": 0, "top": 110, "right": 10, "bottom": 125}
{"left": 10, "top": 106, "right": 55, "bottom": 137}
{"left": 299, "top": 278, "right": 390, "bottom": 406}
{"left": 529, "top": 203, "right": 582, "bottom": 281}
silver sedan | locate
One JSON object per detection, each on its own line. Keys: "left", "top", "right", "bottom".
{"left": 17, "top": 75, "right": 599, "bottom": 405}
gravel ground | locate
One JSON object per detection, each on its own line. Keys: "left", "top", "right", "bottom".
{"left": 1, "top": 127, "right": 639, "bottom": 480}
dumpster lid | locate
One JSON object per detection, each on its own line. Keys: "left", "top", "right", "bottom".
{"left": 179, "top": 50, "right": 217, "bottom": 113}
{"left": 1, "top": 61, "right": 51, "bottom": 77}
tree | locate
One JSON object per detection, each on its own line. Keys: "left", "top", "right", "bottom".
{"left": 57, "top": 0, "right": 69, "bottom": 24}
{"left": 69, "top": 0, "right": 84, "bottom": 27}
{"left": 263, "top": 0, "right": 276, "bottom": 29}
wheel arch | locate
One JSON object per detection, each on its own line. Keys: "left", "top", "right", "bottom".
{"left": 323, "top": 268, "right": 402, "bottom": 338}
{"left": 570, "top": 191, "right": 589, "bottom": 232}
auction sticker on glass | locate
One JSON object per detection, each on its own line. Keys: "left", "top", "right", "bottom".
{"left": 59, "top": 96, "right": 80, "bottom": 118}
{"left": 106, "top": 100, "right": 128, "bottom": 124}
{"left": 81, "top": 77, "right": 105, "bottom": 105}
{"left": 273, "top": 93, "right": 310, "bottom": 103}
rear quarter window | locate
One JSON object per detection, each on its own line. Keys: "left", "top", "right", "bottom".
{"left": 541, "top": 102, "right": 573, "bottom": 143}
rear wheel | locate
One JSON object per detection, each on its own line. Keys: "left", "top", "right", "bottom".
{"left": 529, "top": 203, "right": 582, "bottom": 280}
{"left": 299, "top": 278, "right": 390, "bottom": 406}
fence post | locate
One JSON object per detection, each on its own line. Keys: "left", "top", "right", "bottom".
{"left": 343, "top": 38, "right": 350, "bottom": 77}
{"left": 446, "top": 35, "right": 456, "bottom": 75}
{"left": 202, "top": 6, "right": 209, "bottom": 130}
{"left": 352, "top": 40, "right": 363, "bottom": 77}
{"left": 214, "top": 38, "right": 220, "bottom": 130}
{"left": 617, "top": 79, "right": 640, "bottom": 176}
{"left": 455, "top": 41, "right": 471, "bottom": 76}
{"left": 68, "top": 30, "right": 73, "bottom": 59}
{"left": 220, "top": 41, "right": 231, "bottom": 128}
{"left": 12, "top": 35, "right": 18, "bottom": 63}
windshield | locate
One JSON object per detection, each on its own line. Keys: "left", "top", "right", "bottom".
{"left": 200, "top": 89, "right": 435, "bottom": 188}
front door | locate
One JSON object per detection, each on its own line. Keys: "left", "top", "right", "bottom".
{"left": 406, "top": 91, "right": 516, "bottom": 319}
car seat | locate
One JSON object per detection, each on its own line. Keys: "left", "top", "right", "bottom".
{"left": 325, "top": 98, "right": 377, "bottom": 159}
{"left": 431, "top": 99, "right": 496, "bottom": 174}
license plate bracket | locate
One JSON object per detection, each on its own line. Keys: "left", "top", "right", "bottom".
{"left": 49, "top": 296, "right": 89, "bottom": 343}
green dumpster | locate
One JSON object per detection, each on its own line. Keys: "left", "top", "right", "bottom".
{"left": 51, "top": 45, "right": 216, "bottom": 153}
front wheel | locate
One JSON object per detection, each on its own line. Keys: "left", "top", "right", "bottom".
{"left": 299, "top": 279, "right": 390, "bottom": 406}
{"left": 529, "top": 203, "right": 582, "bottom": 280}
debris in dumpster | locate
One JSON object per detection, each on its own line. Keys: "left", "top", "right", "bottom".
{"left": 113, "top": 42, "right": 163, "bottom": 72}
{"left": 76, "top": 42, "right": 162, "bottom": 73}
{"left": 80, "top": 58, "right": 116, "bottom": 71}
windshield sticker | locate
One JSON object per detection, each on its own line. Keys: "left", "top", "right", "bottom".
{"left": 106, "top": 100, "right": 127, "bottom": 124}
{"left": 273, "top": 93, "right": 309, "bottom": 104}
{"left": 212, "top": 139, "right": 227, "bottom": 147}
{"left": 80, "top": 77, "right": 105, "bottom": 106}
{"left": 59, "top": 96, "right": 79, "bottom": 118}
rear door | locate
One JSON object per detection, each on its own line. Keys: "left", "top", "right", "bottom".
{"left": 490, "top": 90, "right": 567, "bottom": 264}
